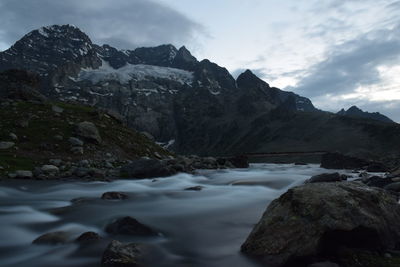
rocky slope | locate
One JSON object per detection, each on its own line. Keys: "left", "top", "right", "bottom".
{"left": 0, "top": 69, "right": 248, "bottom": 179}
{"left": 0, "top": 24, "right": 398, "bottom": 158}
{"left": 337, "top": 105, "right": 393, "bottom": 123}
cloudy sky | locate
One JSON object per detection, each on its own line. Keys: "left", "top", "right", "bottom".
{"left": 0, "top": 0, "right": 399, "bottom": 121}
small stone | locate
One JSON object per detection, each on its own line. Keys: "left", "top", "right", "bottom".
{"left": 69, "top": 137, "right": 84, "bottom": 146}
{"left": 71, "top": 146, "right": 84, "bottom": 155}
{"left": 17, "top": 120, "right": 29, "bottom": 128}
{"left": 54, "top": 135, "right": 63, "bottom": 141}
{"left": 9, "top": 133, "right": 18, "bottom": 141}
{"left": 15, "top": 170, "right": 33, "bottom": 179}
{"left": 78, "top": 160, "right": 90, "bottom": 167}
{"left": 184, "top": 186, "right": 204, "bottom": 191}
{"left": 8, "top": 173, "right": 17, "bottom": 178}
{"left": 52, "top": 105, "right": 64, "bottom": 113}
{"left": 105, "top": 161, "right": 114, "bottom": 168}
{"left": 33, "top": 231, "right": 70, "bottom": 245}
{"left": 101, "top": 192, "right": 128, "bottom": 200}
{"left": 0, "top": 141, "right": 15, "bottom": 150}
{"left": 49, "top": 159, "right": 62, "bottom": 167}
{"left": 41, "top": 165, "right": 59, "bottom": 175}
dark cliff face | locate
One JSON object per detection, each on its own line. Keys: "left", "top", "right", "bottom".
{"left": 0, "top": 24, "right": 397, "bottom": 157}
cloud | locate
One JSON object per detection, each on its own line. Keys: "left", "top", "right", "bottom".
{"left": 0, "top": 0, "right": 203, "bottom": 50}
{"left": 293, "top": 25, "right": 400, "bottom": 98}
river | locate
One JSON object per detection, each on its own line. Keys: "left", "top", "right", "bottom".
{"left": 0, "top": 163, "right": 358, "bottom": 267}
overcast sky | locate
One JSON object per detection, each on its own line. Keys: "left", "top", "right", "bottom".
{"left": 0, "top": 0, "right": 399, "bottom": 121}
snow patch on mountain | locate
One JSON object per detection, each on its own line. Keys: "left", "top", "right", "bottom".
{"left": 77, "top": 60, "right": 193, "bottom": 85}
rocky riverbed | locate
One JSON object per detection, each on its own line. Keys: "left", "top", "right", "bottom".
{"left": 0, "top": 163, "right": 367, "bottom": 267}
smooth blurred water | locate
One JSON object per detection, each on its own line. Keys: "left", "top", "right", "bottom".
{"left": 0, "top": 163, "right": 359, "bottom": 267}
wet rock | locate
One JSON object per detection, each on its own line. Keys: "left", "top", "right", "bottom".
{"left": 73, "top": 167, "right": 92, "bottom": 177}
{"left": 0, "top": 141, "right": 15, "bottom": 149}
{"left": 241, "top": 182, "right": 400, "bottom": 267}
{"left": 41, "top": 165, "right": 59, "bottom": 175}
{"left": 54, "top": 134, "right": 63, "bottom": 141}
{"left": 184, "top": 186, "right": 204, "bottom": 191}
{"left": 69, "top": 137, "right": 84, "bottom": 146}
{"left": 75, "top": 232, "right": 102, "bottom": 243}
{"left": 105, "top": 216, "right": 157, "bottom": 236}
{"left": 101, "top": 192, "right": 128, "bottom": 200}
{"left": 9, "top": 133, "right": 18, "bottom": 141}
{"left": 71, "top": 146, "right": 84, "bottom": 155}
{"left": 365, "top": 176, "right": 393, "bottom": 188}
{"left": 15, "top": 170, "right": 33, "bottom": 179}
{"left": 74, "top": 121, "right": 102, "bottom": 144}
{"left": 384, "top": 182, "right": 400, "bottom": 192}
{"left": 52, "top": 105, "right": 64, "bottom": 113}
{"left": 120, "top": 159, "right": 176, "bottom": 179}
{"left": 49, "top": 159, "right": 62, "bottom": 167}
{"left": 306, "top": 172, "right": 346, "bottom": 183}
{"left": 101, "top": 240, "right": 143, "bottom": 267}
{"left": 33, "top": 231, "right": 70, "bottom": 245}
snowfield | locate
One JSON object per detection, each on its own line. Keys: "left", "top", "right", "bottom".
{"left": 77, "top": 60, "right": 194, "bottom": 85}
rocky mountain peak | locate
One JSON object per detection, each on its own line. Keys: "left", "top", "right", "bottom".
{"left": 0, "top": 24, "right": 95, "bottom": 74}
{"left": 236, "top": 69, "right": 270, "bottom": 89}
{"left": 171, "top": 46, "right": 198, "bottom": 71}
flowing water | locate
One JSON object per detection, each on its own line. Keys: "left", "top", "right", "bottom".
{"left": 0, "top": 164, "right": 359, "bottom": 267}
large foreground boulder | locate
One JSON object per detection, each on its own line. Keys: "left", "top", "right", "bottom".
{"left": 241, "top": 182, "right": 400, "bottom": 267}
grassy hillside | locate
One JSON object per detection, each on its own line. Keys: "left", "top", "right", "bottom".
{"left": 0, "top": 100, "right": 172, "bottom": 177}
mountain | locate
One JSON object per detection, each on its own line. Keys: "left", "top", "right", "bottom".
{"left": 0, "top": 24, "right": 399, "bottom": 159}
{"left": 337, "top": 106, "right": 393, "bottom": 123}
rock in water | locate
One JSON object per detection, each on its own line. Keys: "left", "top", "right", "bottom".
{"left": 33, "top": 231, "right": 70, "bottom": 245}
{"left": 101, "top": 192, "right": 128, "bottom": 200}
{"left": 0, "top": 141, "right": 15, "bottom": 150}
{"left": 74, "top": 121, "right": 102, "bottom": 144}
{"left": 101, "top": 240, "right": 143, "bottom": 267}
{"left": 105, "top": 216, "right": 157, "bottom": 236}
{"left": 241, "top": 182, "right": 400, "bottom": 267}
{"left": 75, "top": 232, "right": 102, "bottom": 243}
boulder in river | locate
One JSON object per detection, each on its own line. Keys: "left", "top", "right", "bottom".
{"left": 241, "top": 182, "right": 400, "bottom": 267}
{"left": 33, "top": 231, "right": 71, "bottom": 245}
{"left": 75, "top": 231, "right": 102, "bottom": 243}
{"left": 105, "top": 216, "right": 158, "bottom": 236}
{"left": 101, "top": 240, "right": 143, "bottom": 267}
